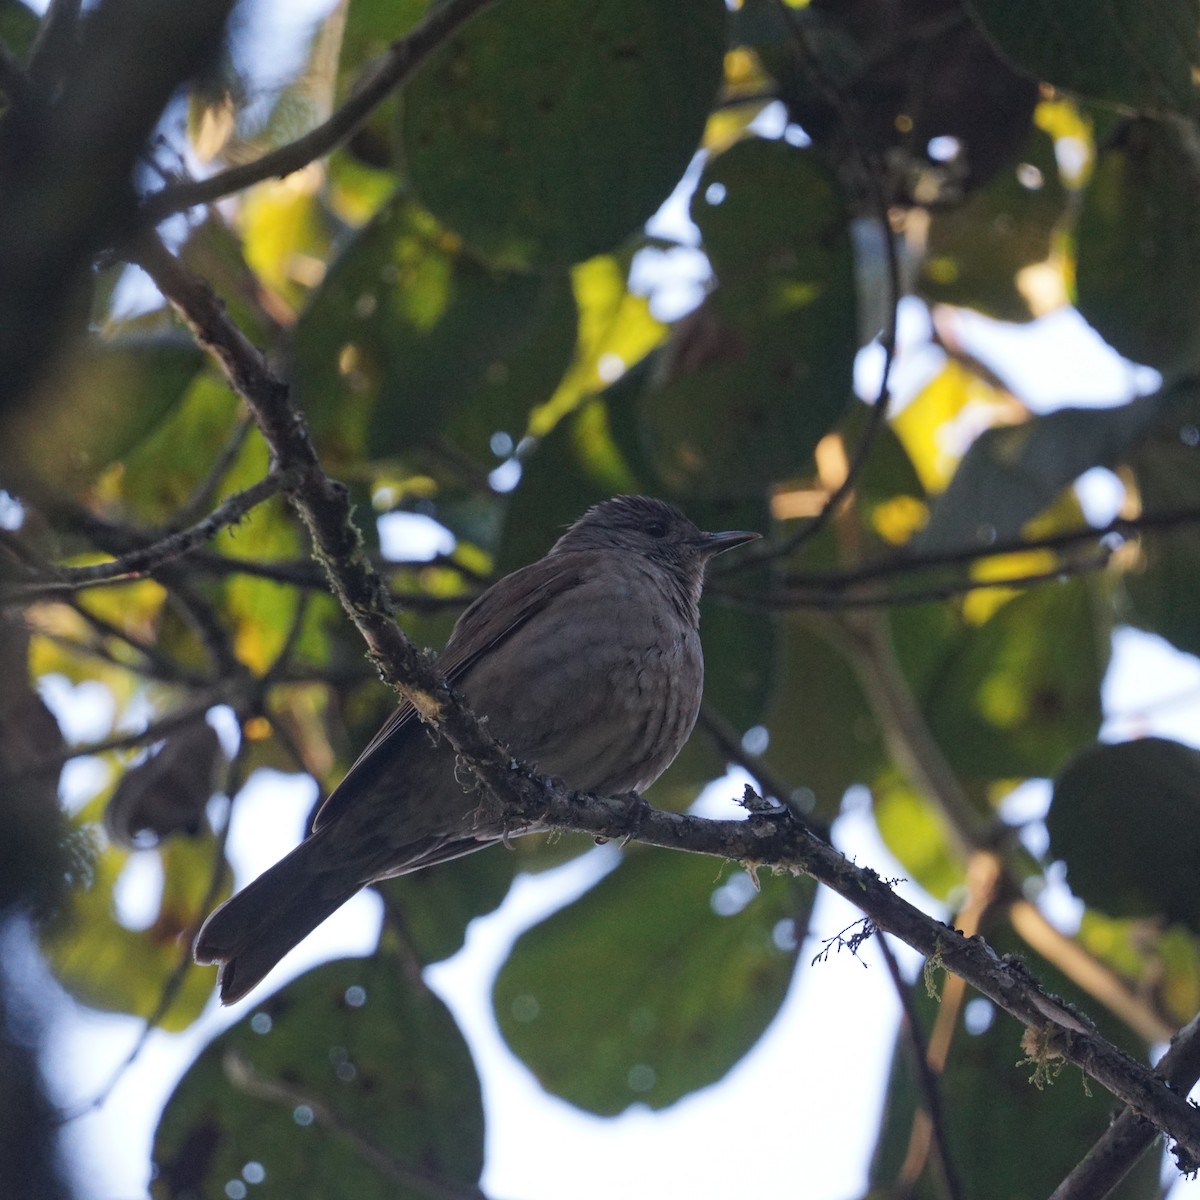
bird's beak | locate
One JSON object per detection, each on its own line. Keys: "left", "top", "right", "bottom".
{"left": 699, "top": 529, "right": 760, "bottom": 557}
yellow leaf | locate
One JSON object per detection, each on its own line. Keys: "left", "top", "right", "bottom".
{"left": 892, "top": 360, "right": 1020, "bottom": 492}
{"left": 871, "top": 494, "right": 929, "bottom": 546}
{"left": 240, "top": 167, "right": 327, "bottom": 301}
{"left": 529, "top": 256, "right": 666, "bottom": 436}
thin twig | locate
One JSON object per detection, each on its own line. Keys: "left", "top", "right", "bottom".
{"left": 138, "top": 0, "right": 500, "bottom": 224}
{"left": 181, "top": 549, "right": 480, "bottom": 611}
{"left": 781, "top": 506, "right": 1200, "bottom": 593}
{"left": 716, "top": 551, "right": 1112, "bottom": 612}
{"left": 7, "top": 685, "right": 246, "bottom": 781}
{"left": 715, "top": 506, "right": 1200, "bottom": 610}
{"left": 732, "top": 0, "right": 903, "bottom": 564}
{"left": 878, "top": 935, "right": 964, "bottom": 1200}
{"left": 172, "top": 416, "right": 254, "bottom": 528}
{"left": 32, "top": 621, "right": 209, "bottom": 689}
{"left": 162, "top": 573, "right": 243, "bottom": 678}
{"left": 0, "top": 472, "right": 291, "bottom": 603}
{"left": 696, "top": 704, "right": 830, "bottom": 839}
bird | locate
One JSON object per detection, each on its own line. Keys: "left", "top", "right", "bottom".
{"left": 194, "top": 495, "right": 758, "bottom": 1003}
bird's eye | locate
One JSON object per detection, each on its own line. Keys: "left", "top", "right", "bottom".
{"left": 645, "top": 520, "right": 668, "bottom": 538}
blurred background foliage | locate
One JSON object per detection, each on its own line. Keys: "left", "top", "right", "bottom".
{"left": 3, "top": 0, "right": 1200, "bottom": 1196}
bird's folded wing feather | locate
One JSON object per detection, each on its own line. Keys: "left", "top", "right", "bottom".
{"left": 310, "top": 552, "right": 588, "bottom": 830}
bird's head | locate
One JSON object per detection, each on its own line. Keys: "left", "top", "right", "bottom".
{"left": 553, "top": 495, "right": 758, "bottom": 585}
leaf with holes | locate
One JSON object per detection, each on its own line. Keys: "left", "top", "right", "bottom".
{"left": 640, "top": 139, "right": 857, "bottom": 498}
{"left": 402, "top": 0, "right": 726, "bottom": 266}
{"left": 293, "top": 194, "right": 576, "bottom": 467}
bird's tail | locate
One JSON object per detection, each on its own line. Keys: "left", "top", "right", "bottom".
{"left": 194, "top": 829, "right": 363, "bottom": 1005}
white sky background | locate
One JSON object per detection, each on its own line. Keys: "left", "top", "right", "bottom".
{"left": 19, "top": 1, "right": 1200, "bottom": 1196}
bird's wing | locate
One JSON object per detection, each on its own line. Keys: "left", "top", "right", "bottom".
{"left": 310, "top": 552, "right": 587, "bottom": 830}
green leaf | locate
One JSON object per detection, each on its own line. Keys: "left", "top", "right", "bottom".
{"left": 117, "top": 373, "right": 241, "bottom": 522}
{"left": 914, "top": 394, "right": 1162, "bottom": 554}
{"left": 1077, "top": 909, "right": 1200, "bottom": 1028}
{"left": 761, "top": 614, "right": 886, "bottom": 820}
{"left": 924, "top": 580, "right": 1110, "bottom": 780}
{"left": 19, "top": 334, "right": 205, "bottom": 492}
{"left": 333, "top": 0, "right": 428, "bottom": 177}
{"left": 0, "top": 0, "right": 38, "bottom": 64}
{"left": 179, "top": 216, "right": 280, "bottom": 348}
{"left": 339, "top": 0, "right": 428, "bottom": 93}
{"left": 293, "top": 194, "right": 576, "bottom": 466}
{"left": 402, "top": 0, "right": 727, "bottom": 266}
{"left": 41, "top": 798, "right": 229, "bottom": 1031}
{"left": 873, "top": 768, "right": 966, "bottom": 900}
{"left": 494, "top": 848, "right": 810, "bottom": 1115}
{"left": 496, "top": 394, "right": 644, "bottom": 574}
{"left": 649, "top": 595, "right": 778, "bottom": 804}
{"left": 640, "top": 139, "right": 857, "bottom": 498}
{"left": 965, "top": 0, "right": 1200, "bottom": 114}
{"left": 697, "top": 599, "right": 775, "bottom": 737}
{"left": 213, "top": 429, "right": 308, "bottom": 675}
{"left": 152, "top": 956, "right": 483, "bottom": 1200}
{"left": 919, "top": 126, "right": 1068, "bottom": 321}
{"left": 378, "top": 846, "right": 517, "bottom": 965}
{"left": 1123, "top": 389, "right": 1200, "bottom": 656}
{"left": 1048, "top": 737, "right": 1200, "bottom": 929}
{"left": 1076, "top": 118, "right": 1200, "bottom": 379}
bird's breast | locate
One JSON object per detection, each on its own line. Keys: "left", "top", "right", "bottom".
{"left": 460, "top": 563, "right": 703, "bottom": 795}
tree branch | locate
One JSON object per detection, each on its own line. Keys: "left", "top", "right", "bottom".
{"left": 138, "top": 0, "right": 499, "bottom": 224}
{"left": 696, "top": 703, "right": 828, "bottom": 836}
{"left": 522, "top": 787, "right": 1200, "bottom": 1167}
{"left": 130, "top": 231, "right": 508, "bottom": 759}
{"left": 715, "top": 550, "right": 1112, "bottom": 611}
{"left": 0, "top": 472, "right": 291, "bottom": 604}
{"left": 129, "top": 232, "right": 1200, "bottom": 1172}
{"left": 1051, "top": 1013, "right": 1200, "bottom": 1200}
{"left": 781, "top": 507, "right": 1200, "bottom": 593}
{"left": 7, "top": 685, "right": 244, "bottom": 782}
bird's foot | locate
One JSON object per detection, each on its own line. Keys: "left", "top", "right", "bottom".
{"left": 616, "top": 791, "right": 651, "bottom": 845}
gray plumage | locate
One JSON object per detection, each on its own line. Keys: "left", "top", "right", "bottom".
{"left": 193, "top": 496, "right": 757, "bottom": 1003}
